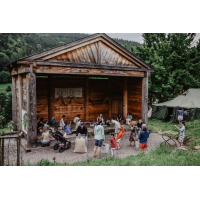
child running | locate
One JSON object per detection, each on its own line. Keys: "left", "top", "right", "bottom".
{"left": 129, "top": 124, "right": 137, "bottom": 146}
{"left": 116, "top": 128, "right": 123, "bottom": 150}
{"left": 110, "top": 133, "right": 117, "bottom": 157}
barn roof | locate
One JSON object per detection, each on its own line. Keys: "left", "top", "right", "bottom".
{"left": 6, "top": 33, "right": 153, "bottom": 72}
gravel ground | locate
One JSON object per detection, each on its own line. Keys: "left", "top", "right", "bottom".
{"left": 2, "top": 131, "right": 179, "bottom": 165}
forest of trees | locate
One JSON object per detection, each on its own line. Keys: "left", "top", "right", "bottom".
{"left": 0, "top": 33, "right": 141, "bottom": 83}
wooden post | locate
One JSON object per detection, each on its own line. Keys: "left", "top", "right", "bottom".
{"left": 85, "top": 76, "right": 89, "bottom": 120}
{"left": 18, "top": 74, "right": 23, "bottom": 131}
{"left": 1, "top": 132, "right": 4, "bottom": 166}
{"left": 17, "top": 136, "right": 21, "bottom": 166}
{"left": 123, "top": 77, "right": 128, "bottom": 120}
{"left": 12, "top": 76, "right": 17, "bottom": 130}
{"left": 142, "top": 72, "right": 148, "bottom": 126}
{"left": 48, "top": 75, "right": 53, "bottom": 121}
{"left": 27, "top": 64, "right": 37, "bottom": 148}
{"left": 108, "top": 77, "right": 112, "bottom": 118}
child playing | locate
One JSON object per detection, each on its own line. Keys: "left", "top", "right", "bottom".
{"left": 121, "top": 122, "right": 125, "bottom": 137}
{"left": 129, "top": 124, "right": 137, "bottom": 146}
{"left": 116, "top": 128, "right": 123, "bottom": 150}
{"left": 110, "top": 133, "right": 117, "bottom": 157}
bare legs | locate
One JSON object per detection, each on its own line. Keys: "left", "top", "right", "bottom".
{"left": 94, "top": 146, "right": 101, "bottom": 158}
{"left": 140, "top": 148, "right": 147, "bottom": 154}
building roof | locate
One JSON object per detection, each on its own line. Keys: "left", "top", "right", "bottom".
{"left": 6, "top": 33, "right": 153, "bottom": 72}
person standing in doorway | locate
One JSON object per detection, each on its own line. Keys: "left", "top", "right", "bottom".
{"left": 94, "top": 120, "right": 105, "bottom": 159}
{"left": 177, "top": 107, "right": 184, "bottom": 124}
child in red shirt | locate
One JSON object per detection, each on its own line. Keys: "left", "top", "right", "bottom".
{"left": 110, "top": 133, "right": 117, "bottom": 157}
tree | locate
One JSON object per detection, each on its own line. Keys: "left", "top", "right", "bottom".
{"left": 0, "top": 71, "right": 12, "bottom": 83}
{"left": 4, "top": 93, "right": 12, "bottom": 120}
{"left": 132, "top": 33, "right": 200, "bottom": 105}
{"left": 0, "top": 52, "right": 10, "bottom": 71}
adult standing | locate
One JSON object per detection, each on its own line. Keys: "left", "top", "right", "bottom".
{"left": 111, "top": 118, "right": 121, "bottom": 136}
{"left": 94, "top": 120, "right": 105, "bottom": 159}
{"left": 138, "top": 124, "right": 150, "bottom": 154}
{"left": 177, "top": 107, "right": 184, "bottom": 124}
{"left": 126, "top": 112, "right": 133, "bottom": 125}
{"left": 76, "top": 122, "right": 88, "bottom": 151}
{"left": 137, "top": 119, "right": 143, "bottom": 132}
{"left": 60, "top": 115, "right": 66, "bottom": 129}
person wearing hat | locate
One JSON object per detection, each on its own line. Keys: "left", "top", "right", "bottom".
{"left": 76, "top": 122, "right": 88, "bottom": 151}
{"left": 60, "top": 115, "right": 66, "bottom": 129}
{"left": 138, "top": 124, "right": 150, "bottom": 154}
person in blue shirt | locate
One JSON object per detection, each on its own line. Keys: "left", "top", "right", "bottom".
{"left": 138, "top": 124, "right": 150, "bottom": 154}
{"left": 177, "top": 107, "right": 184, "bottom": 124}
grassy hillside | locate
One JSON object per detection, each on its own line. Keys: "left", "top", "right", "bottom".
{"left": 0, "top": 83, "right": 12, "bottom": 93}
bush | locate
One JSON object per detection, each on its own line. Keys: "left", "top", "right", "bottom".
{"left": 6, "top": 85, "right": 11, "bottom": 92}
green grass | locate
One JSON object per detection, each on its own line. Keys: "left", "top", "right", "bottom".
{"left": 0, "top": 127, "right": 10, "bottom": 134}
{"left": 148, "top": 118, "right": 200, "bottom": 148}
{"left": 0, "top": 83, "right": 12, "bottom": 93}
{"left": 27, "top": 144, "right": 200, "bottom": 166}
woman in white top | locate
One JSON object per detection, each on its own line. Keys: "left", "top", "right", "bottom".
{"left": 60, "top": 115, "right": 66, "bottom": 129}
{"left": 111, "top": 118, "right": 121, "bottom": 135}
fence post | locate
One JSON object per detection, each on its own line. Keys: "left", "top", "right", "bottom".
{"left": 17, "top": 136, "right": 21, "bottom": 166}
{"left": 2, "top": 132, "right": 4, "bottom": 166}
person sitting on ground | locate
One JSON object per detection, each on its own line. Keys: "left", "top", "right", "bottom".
{"left": 110, "top": 133, "right": 117, "bottom": 158}
{"left": 110, "top": 118, "right": 121, "bottom": 137}
{"left": 117, "top": 114, "right": 123, "bottom": 123}
{"left": 97, "top": 113, "right": 104, "bottom": 124}
{"left": 37, "top": 118, "right": 44, "bottom": 129}
{"left": 64, "top": 122, "right": 72, "bottom": 135}
{"left": 40, "top": 127, "right": 51, "bottom": 146}
{"left": 94, "top": 120, "right": 105, "bottom": 159}
{"left": 138, "top": 124, "right": 149, "bottom": 154}
{"left": 177, "top": 107, "right": 184, "bottom": 124}
{"left": 60, "top": 115, "right": 66, "bottom": 129}
{"left": 175, "top": 121, "right": 186, "bottom": 147}
{"left": 116, "top": 128, "right": 123, "bottom": 150}
{"left": 73, "top": 114, "right": 81, "bottom": 124}
{"left": 126, "top": 112, "right": 133, "bottom": 124}
{"left": 76, "top": 122, "right": 88, "bottom": 151}
{"left": 51, "top": 116, "right": 57, "bottom": 125}
{"left": 129, "top": 123, "right": 137, "bottom": 146}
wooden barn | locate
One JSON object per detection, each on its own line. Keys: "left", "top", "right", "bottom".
{"left": 6, "top": 33, "right": 153, "bottom": 147}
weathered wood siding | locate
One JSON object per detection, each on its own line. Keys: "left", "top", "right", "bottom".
{"left": 89, "top": 78, "right": 109, "bottom": 120}
{"left": 128, "top": 77, "right": 142, "bottom": 121}
{"left": 36, "top": 77, "right": 48, "bottom": 120}
{"left": 111, "top": 77, "right": 123, "bottom": 118}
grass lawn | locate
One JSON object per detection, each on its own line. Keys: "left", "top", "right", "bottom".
{"left": 0, "top": 83, "right": 12, "bottom": 93}
{"left": 26, "top": 119, "right": 200, "bottom": 166}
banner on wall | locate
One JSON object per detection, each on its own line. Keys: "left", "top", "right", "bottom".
{"left": 55, "top": 88, "right": 82, "bottom": 98}
{"left": 22, "top": 109, "right": 27, "bottom": 134}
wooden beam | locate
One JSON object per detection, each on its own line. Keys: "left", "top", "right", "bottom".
{"left": 36, "top": 66, "right": 144, "bottom": 77}
{"left": 123, "top": 77, "right": 128, "bottom": 119}
{"left": 17, "top": 60, "right": 147, "bottom": 72}
{"left": 27, "top": 64, "right": 37, "bottom": 148}
{"left": 142, "top": 72, "right": 148, "bottom": 126}
{"left": 12, "top": 76, "right": 17, "bottom": 130}
{"left": 18, "top": 74, "right": 23, "bottom": 131}
{"left": 85, "top": 77, "right": 89, "bottom": 120}
{"left": 108, "top": 77, "right": 112, "bottom": 118}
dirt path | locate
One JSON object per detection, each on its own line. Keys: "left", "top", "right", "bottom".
{"left": 2, "top": 131, "right": 179, "bottom": 165}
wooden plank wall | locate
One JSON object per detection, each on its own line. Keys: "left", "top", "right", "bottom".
{"left": 89, "top": 78, "right": 109, "bottom": 120}
{"left": 111, "top": 77, "right": 123, "bottom": 118}
{"left": 127, "top": 77, "right": 142, "bottom": 121}
{"left": 36, "top": 77, "right": 48, "bottom": 120}
{"left": 22, "top": 74, "right": 27, "bottom": 111}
